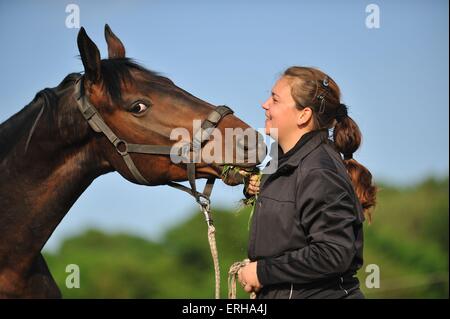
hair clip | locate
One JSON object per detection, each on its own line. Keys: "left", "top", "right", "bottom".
{"left": 315, "top": 76, "right": 330, "bottom": 114}
{"left": 322, "top": 76, "right": 329, "bottom": 88}
{"left": 317, "top": 94, "right": 326, "bottom": 113}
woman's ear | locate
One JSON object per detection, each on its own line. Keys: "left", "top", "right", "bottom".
{"left": 297, "top": 107, "right": 313, "bottom": 126}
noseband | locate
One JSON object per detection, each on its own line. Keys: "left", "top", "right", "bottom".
{"left": 73, "top": 78, "right": 233, "bottom": 213}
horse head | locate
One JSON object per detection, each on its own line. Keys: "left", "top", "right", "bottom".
{"left": 76, "top": 25, "right": 266, "bottom": 188}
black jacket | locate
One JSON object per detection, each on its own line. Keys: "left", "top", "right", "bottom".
{"left": 247, "top": 129, "right": 365, "bottom": 298}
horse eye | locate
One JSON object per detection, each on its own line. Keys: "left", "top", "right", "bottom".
{"left": 130, "top": 102, "right": 149, "bottom": 114}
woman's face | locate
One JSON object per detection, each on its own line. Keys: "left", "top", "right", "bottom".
{"left": 262, "top": 77, "right": 300, "bottom": 141}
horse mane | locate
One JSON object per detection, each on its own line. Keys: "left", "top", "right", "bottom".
{"left": 99, "top": 58, "right": 174, "bottom": 103}
{"left": 0, "top": 73, "right": 79, "bottom": 160}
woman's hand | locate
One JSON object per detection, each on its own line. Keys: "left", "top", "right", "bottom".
{"left": 238, "top": 261, "right": 262, "bottom": 293}
{"left": 243, "top": 172, "right": 261, "bottom": 196}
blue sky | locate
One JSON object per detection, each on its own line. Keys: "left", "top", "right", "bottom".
{"left": 0, "top": 0, "right": 448, "bottom": 251}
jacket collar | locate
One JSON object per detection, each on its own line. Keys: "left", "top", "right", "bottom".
{"left": 265, "top": 129, "right": 330, "bottom": 175}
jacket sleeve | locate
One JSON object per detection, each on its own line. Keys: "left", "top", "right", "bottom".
{"left": 256, "top": 168, "right": 358, "bottom": 286}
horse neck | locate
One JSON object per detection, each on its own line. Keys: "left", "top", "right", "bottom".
{"left": 0, "top": 82, "right": 111, "bottom": 273}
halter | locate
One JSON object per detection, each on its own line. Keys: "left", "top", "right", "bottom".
{"left": 73, "top": 78, "right": 233, "bottom": 211}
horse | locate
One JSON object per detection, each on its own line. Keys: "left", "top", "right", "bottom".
{"left": 0, "top": 25, "right": 265, "bottom": 298}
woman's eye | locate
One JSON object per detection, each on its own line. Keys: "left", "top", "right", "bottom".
{"left": 130, "top": 102, "right": 148, "bottom": 114}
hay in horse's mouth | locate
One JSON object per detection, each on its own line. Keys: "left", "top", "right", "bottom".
{"left": 219, "top": 164, "right": 260, "bottom": 186}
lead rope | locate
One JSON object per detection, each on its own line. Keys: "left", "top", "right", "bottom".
{"left": 199, "top": 201, "right": 221, "bottom": 299}
{"left": 228, "top": 259, "right": 256, "bottom": 299}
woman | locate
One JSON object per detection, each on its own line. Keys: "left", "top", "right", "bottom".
{"left": 238, "top": 66, "right": 377, "bottom": 299}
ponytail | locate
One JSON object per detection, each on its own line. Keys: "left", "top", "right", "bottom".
{"left": 333, "top": 115, "right": 377, "bottom": 223}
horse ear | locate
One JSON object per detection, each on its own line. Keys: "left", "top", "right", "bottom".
{"left": 104, "top": 24, "right": 126, "bottom": 59}
{"left": 77, "top": 27, "right": 101, "bottom": 83}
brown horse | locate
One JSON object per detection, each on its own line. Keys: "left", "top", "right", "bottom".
{"left": 0, "top": 25, "right": 264, "bottom": 298}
